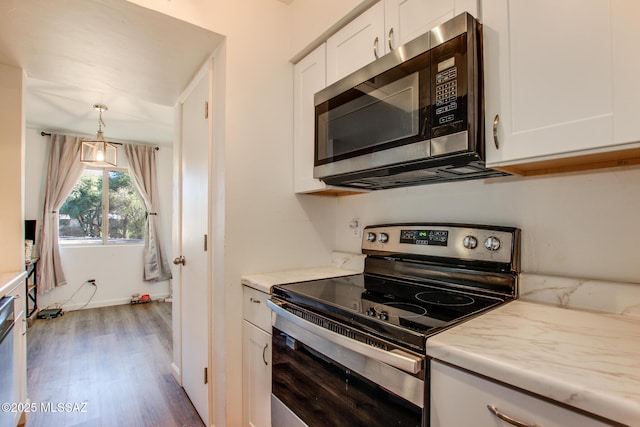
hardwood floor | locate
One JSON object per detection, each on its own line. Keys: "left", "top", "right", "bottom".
{"left": 25, "top": 302, "right": 204, "bottom": 427}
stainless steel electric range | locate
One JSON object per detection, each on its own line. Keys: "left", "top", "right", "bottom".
{"left": 268, "top": 223, "right": 521, "bottom": 427}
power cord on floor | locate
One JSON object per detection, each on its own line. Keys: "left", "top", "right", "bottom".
{"left": 44, "top": 279, "right": 98, "bottom": 312}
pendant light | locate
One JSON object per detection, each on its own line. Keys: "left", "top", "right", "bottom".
{"left": 81, "top": 104, "right": 117, "bottom": 167}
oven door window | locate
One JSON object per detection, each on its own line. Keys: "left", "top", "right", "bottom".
{"left": 272, "top": 327, "right": 422, "bottom": 427}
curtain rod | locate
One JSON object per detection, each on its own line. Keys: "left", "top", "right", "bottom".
{"left": 40, "top": 131, "right": 159, "bottom": 150}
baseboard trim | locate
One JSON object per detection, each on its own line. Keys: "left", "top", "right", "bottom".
{"left": 171, "top": 362, "right": 181, "bottom": 385}
{"left": 57, "top": 293, "right": 171, "bottom": 312}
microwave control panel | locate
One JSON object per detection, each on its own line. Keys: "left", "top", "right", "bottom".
{"left": 431, "top": 33, "right": 468, "bottom": 139}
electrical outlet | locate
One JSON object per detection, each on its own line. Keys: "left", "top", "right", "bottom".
{"left": 349, "top": 218, "right": 362, "bottom": 240}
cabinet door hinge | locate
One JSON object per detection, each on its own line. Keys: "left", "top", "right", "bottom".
{"left": 204, "top": 101, "right": 209, "bottom": 119}
{"left": 204, "top": 367, "right": 208, "bottom": 384}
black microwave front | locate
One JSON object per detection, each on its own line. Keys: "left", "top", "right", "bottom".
{"left": 313, "top": 12, "right": 506, "bottom": 190}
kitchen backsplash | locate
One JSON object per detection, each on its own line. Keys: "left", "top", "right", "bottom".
{"left": 519, "top": 273, "right": 640, "bottom": 318}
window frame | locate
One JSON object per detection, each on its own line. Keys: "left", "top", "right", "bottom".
{"left": 59, "top": 166, "right": 145, "bottom": 246}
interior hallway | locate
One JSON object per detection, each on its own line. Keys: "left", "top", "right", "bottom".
{"left": 25, "top": 302, "right": 203, "bottom": 427}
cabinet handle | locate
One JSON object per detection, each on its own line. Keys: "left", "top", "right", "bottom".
{"left": 487, "top": 405, "right": 540, "bottom": 427}
{"left": 262, "top": 343, "right": 268, "bottom": 366}
{"left": 249, "top": 297, "right": 261, "bottom": 304}
{"left": 388, "top": 28, "right": 394, "bottom": 51}
{"left": 493, "top": 114, "right": 500, "bottom": 149}
{"left": 373, "top": 36, "right": 379, "bottom": 59}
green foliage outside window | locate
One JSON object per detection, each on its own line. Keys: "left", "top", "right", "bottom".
{"left": 59, "top": 168, "right": 145, "bottom": 244}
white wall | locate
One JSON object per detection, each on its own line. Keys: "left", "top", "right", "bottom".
{"left": 24, "top": 127, "right": 173, "bottom": 310}
{"left": 0, "top": 63, "right": 25, "bottom": 272}
{"left": 335, "top": 167, "right": 640, "bottom": 284}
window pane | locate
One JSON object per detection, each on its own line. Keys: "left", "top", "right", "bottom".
{"left": 59, "top": 169, "right": 103, "bottom": 243}
{"left": 108, "top": 170, "right": 145, "bottom": 243}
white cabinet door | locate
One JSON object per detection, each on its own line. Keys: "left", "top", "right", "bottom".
{"left": 294, "top": 44, "right": 328, "bottom": 194}
{"left": 484, "top": 0, "right": 615, "bottom": 168}
{"left": 612, "top": 0, "right": 640, "bottom": 145}
{"left": 326, "top": 1, "right": 385, "bottom": 85}
{"left": 293, "top": 44, "right": 369, "bottom": 195}
{"left": 385, "top": 0, "right": 478, "bottom": 51}
{"left": 430, "top": 361, "right": 612, "bottom": 427}
{"left": 242, "top": 320, "right": 272, "bottom": 427}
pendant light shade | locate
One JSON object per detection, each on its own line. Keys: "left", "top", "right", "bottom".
{"left": 81, "top": 104, "right": 118, "bottom": 167}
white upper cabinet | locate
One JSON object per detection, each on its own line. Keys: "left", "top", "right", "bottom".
{"left": 326, "top": 1, "right": 385, "bottom": 85}
{"left": 327, "top": 0, "right": 480, "bottom": 85}
{"left": 385, "top": 0, "right": 478, "bottom": 50}
{"left": 294, "top": 44, "right": 369, "bottom": 195}
{"left": 612, "top": 0, "right": 640, "bottom": 145}
{"left": 483, "top": 0, "right": 640, "bottom": 174}
{"left": 294, "top": 44, "right": 328, "bottom": 193}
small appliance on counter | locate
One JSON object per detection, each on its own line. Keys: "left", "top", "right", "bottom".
{"left": 269, "top": 222, "right": 521, "bottom": 426}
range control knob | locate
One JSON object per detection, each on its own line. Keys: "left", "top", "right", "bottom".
{"left": 378, "top": 232, "right": 389, "bottom": 243}
{"left": 463, "top": 235, "right": 478, "bottom": 249}
{"left": 366, "top": 307, "right": 376, "bottom": 316}
{"left": 378, "top": 311, "right": 389, "bottom": 321}
{"left": 366, "top": 232, "right": 377, "bottom": 243}
{"left": 484, "top": 236, "right": 501, "bottom": 251}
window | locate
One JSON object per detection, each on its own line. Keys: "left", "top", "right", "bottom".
{"left": 59, "top": 168, "right": 146, "bottom": 244}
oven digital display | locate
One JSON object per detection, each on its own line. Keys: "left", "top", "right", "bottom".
{"left": 399, "top": 229, "right": 448, "bottom": 246}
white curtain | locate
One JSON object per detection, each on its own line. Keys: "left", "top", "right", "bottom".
{"left": 124, "top": 144, "right": 172, "bottom": 282}
{"left": 36, "top": 134, "right": 86, "bottom": 293}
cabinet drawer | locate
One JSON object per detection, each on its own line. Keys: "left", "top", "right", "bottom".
{"left": 7, "top": 279, "right": 25, "bottom": 319}
{"left": 430, "top": 361, "right": 612, "bottom": 427}
{"left": 243, "top": 286, "right": 272, "bottom": 332}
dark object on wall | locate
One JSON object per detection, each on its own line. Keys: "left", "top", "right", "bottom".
{"left": 25, "top": 220, "right": 37, "bottom": 244}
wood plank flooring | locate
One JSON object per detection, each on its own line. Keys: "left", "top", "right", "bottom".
{"left": 25, "top": 302, "right": 204, "bottom": 427}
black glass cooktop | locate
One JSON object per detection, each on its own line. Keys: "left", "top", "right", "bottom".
{"left": 271, "top": 273, "right": 505, "bottom": 352}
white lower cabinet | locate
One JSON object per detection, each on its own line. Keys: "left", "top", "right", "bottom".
{"left": 430, "top": 361, "right": 612, "bottom": 427}
{"left": 8, "top": 278, "right": 27, "bottom": 427}
{"left": 242, "top": 286, "right": 272, "bottom": 427}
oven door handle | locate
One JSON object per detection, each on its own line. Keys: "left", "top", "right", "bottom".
{"left": 267, "top": 299, "right": 424, "bottom": 374}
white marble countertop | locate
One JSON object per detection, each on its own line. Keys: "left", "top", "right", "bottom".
{"left": 426, "top": 300, "right": 640, "bottom": 426}
{"left": 241, "top": 251, "right": 364, "bottom": 293}
{"left": 241, "top": 266, "right": 360, "bottom": 294}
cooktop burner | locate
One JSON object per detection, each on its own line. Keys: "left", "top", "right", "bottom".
{"left": 374, "top": 302, "right": 427, "bottom": 317}
{"left": 415, "top": 291, "right": 475, "bottom": 306}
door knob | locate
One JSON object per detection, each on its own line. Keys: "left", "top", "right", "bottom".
{"left": 173, "top": 256, "right": 186, "bottom": 266}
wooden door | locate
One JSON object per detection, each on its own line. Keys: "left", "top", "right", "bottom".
{"left": 178, "top": 68, "right": 210, "bottom": 423}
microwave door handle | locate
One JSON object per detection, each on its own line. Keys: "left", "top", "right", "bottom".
{"left": 267, "top": 299, "right": 423, "bottom": 374}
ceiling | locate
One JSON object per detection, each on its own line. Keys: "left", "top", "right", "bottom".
{"left": 0, "top": 0, "right": 224, "bottom": 145}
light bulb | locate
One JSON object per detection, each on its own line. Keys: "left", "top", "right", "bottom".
{"left": 97, "top": 149, "right": 105, "bottom": 162}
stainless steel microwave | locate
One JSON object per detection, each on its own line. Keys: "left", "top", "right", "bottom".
{"left": 313, "top": 12, "right": 508, "bottom": 190}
